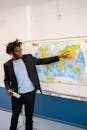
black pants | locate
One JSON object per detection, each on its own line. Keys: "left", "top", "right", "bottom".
{"left": 10, "top": 91, "right": 35, "bottom": 130}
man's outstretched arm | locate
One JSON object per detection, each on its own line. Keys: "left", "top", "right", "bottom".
{"left": 33, "top": 51, "right": 71, "bottom": 65}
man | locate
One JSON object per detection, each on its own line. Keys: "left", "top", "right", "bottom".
{"left": 3, "top": 39, "right": 71, "bottom": 130}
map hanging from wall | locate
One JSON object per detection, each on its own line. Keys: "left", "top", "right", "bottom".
{"left": 34, "top": 39, "right": 87, "bottom": 86}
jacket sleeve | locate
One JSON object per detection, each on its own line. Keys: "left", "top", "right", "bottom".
{"left": 3, "top": 64, "right": 11, "bottom": 90}
{"left": 32, "top": 55, "right": 59, "bottom": 65}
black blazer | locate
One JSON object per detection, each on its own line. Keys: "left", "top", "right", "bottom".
{"left": 3, "top": 54, "right": 59, "bottom": 93}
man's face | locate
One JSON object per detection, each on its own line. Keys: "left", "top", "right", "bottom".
{"left": 12, "top": 46, "right": 22, "bottom": 59}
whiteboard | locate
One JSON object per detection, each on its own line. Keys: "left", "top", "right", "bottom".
{"left": 23, "top": 38, "right": 87, "bottom": 99}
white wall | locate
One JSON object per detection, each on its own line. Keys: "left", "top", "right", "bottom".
{"left": 0, "top": 44, "right": 10, "bottom": 86}
{"left": 0, "top": 6, "right": 31, "bottom": 43}
{"left": 30, "top": 0, "right": 87, "bottom": 40}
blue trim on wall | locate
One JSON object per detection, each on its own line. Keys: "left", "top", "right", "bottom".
{"left": 0, "top": 87, "right": 11, "bottom": 110}
{"left": 0, "top": 87, "right": 87, "bottom": 129}
{"left": 34, "top": 94, "right": 87, "bottom": 129}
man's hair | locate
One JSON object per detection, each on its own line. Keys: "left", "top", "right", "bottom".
{"left": 6, "top": 39, "right": 23, "bottom": 54}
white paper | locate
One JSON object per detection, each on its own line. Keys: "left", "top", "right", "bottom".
{"left": 13, "top": 92, "right": 21, "bottom": 98}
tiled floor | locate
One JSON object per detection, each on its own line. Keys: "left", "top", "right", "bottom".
{"left": 0, "top": 110, "right": 86, "bottom": 130}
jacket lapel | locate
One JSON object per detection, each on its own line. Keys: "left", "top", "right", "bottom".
{"left": 8, "top": 59, "right": 17, "bottom": 81}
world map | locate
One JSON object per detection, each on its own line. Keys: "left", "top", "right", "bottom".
{"left": 34, "top": 41, "right": 86, "bottom": 85}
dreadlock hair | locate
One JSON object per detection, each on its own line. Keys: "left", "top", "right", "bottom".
{"left": 6, "top": 39, "right": 23, "bottom": 54}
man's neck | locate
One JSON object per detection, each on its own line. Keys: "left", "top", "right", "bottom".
{"left": 12, "top": 57, "right": 21, "bottom": 60}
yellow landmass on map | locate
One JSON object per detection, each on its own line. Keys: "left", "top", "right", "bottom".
{"left": 73, "top": 66, "right": 81, "bottom": 72}
{"left": 46, "top": 76, "right": 55, "bottom": 81}
{"left": 58, "top": 45, "right": 80, "bottom": 69}
{"left": 38, "top": 44, "right": 80, "bottom": 70}
{"left": 39, "top": 47, "right": 49, "bottom": 58}
{"left": 38, "top": 47, "right": 52, "bottom": 69}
